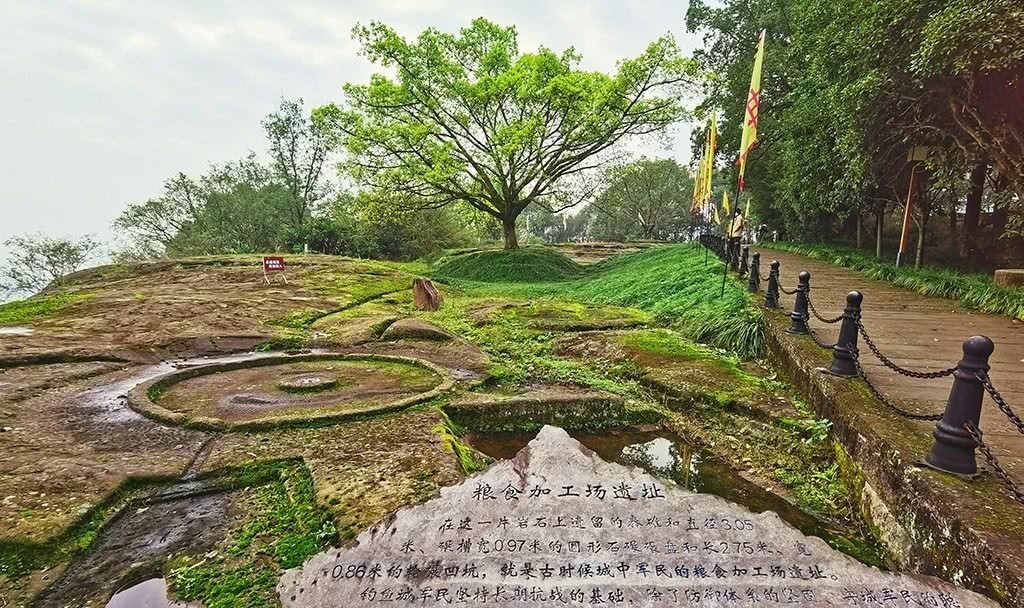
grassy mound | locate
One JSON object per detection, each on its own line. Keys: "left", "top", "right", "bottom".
{"left": 433, "top": 247, "right": 582, "bottom": 283}
{"left": 433, "top": 245, "right": 764, "bottom": 359}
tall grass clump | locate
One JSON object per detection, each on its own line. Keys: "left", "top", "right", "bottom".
{"left": 564, "top": 246, "right": 764, "bottom": 359}
{"left": 433, "top": 247, "right": 582, "bottom": 283}
{"left": 438, "top": 245, "right": 764, "bottom": 359}
{"left": 762, "top": 242, "right": 1024, "bottom": 320}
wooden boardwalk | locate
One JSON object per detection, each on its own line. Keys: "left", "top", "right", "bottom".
{"left": 754, "top": 247, "right": 1024, "bottom": 476}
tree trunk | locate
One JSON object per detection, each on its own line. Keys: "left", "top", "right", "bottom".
{"left": 961, "top": 161, "right": 986, "bottom": 264}
{"left": 915, "top": 205, "right": 930, "bottom": 268}
{"left": 948, "top": 204, "right": 958, "bottom": 262}
{"left": 875, "top": 209, "right": 884, "bottom": 258}
{"left": 856, "top": 212, "right": 863, "bottom": 249}
{"left": 503, "top": 218, "right": 519, "bottom": 250}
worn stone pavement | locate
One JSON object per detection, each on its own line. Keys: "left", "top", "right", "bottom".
{"left": 755, "top": 247, "right": 1024, "bottom": 477}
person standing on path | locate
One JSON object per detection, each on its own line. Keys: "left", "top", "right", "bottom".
{"left": 728, "top": 208, "right": 745, "bottom": 261}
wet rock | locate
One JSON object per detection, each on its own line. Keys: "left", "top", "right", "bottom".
{"left": 278, "top": 426, "right": 997, "bottom": 608}
{"left": 380, "top": 318, "right": 453, "bottom": 342}
{"left": 412, "top": 278, "right": 443, "bottom": 311}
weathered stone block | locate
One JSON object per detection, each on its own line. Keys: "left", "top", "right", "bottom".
{"left": 994, "top": 269, "right": 1024, "bottom": 289}
{"left": 413, "top": 278, "right": 443, "bottom": 311}
{"left": 278, "top": 426, "right": 997, "bottom": 608}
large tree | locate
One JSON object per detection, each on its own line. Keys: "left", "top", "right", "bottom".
{"left": 1, "top": 233, "right": 100, "bottom": 296}
{"left": 589, "top": 158, "right": 694, "bottom": 241}
{"left": 262, "top": 97, "right": 334, "bottom": 228}
{"left": 315, "top": 18, "right": 697, "bottom": 249}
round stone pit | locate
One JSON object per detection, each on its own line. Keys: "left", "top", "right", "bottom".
{"left": 128, "top": 353, "right": 454, "bottom": 432}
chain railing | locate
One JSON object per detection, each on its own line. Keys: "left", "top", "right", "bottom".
{"left": 717, "top": 245, "right": 1024, "bottom": 506}
{"left": 978, "top": 372, "right": 1024, "bottom": 436}
{"left": 848, "top": 346, "right": 943, "bottom": 421}
{"left": 964, "top": 422, "right": 1024, "bottom": 503}
{"left": 855, "top": 318, "right": 957, "bottom": 380}
{"left": 806, "top": 292, "right": 845, "bottom": 324}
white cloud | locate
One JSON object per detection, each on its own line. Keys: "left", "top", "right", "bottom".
{"left": 0, "top": 0, "right": 700, "bottom": 255}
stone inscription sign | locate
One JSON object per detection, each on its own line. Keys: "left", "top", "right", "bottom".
{"left": 278, "top": 427, "right": 998, "bottom": 608}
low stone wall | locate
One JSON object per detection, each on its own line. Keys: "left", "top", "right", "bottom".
{"left": 762, "top": 310, "right": 1024, "bottom": 607}
{"left": 444, "top": 391, "right": 663, "bottom": 432}
{"left": 128, "top": 353, "right": 455, "bottom": 432}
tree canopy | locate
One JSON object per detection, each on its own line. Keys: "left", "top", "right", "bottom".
{"left": 687, "top": 0, "right": 1023, "bottom": 267}
{"left": 1, "top": 234, "right": 100, "bottom": 296}
{"left": 315, "top": 18, "right": 698, "bottom": 249}
{"left": 588, "top": 158, "right": 695, "bottom": 241}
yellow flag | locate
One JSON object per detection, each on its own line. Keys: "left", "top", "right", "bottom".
{"left": 692, "top": 126, "right": 710, "bottom": 212}
{"left": 722, "top": 191, "right": 731, "bottom": 216}
{"left": 702, "top": 114, "right": 717, "bottom": 204}
{"left": 712, "top": 203, "right": 721, "bottom": 225}
{"left": 738, "top": 30, "right": 766, "bottom": 191}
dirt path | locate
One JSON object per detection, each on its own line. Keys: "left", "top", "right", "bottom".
{"left": 755, "top": 247, "right": 1024, "bottom": 476}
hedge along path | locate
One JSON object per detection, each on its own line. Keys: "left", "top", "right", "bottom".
{"left": 757, "top": 247, "right": 1024, "bottom": 477}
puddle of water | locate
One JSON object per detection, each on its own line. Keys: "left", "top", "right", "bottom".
{"left": 74, "top": 351, "right": 310, "bottom": 424}
{"left": 105, "top": 578, "right": 199, "bottom": 608}
{"left": 0, "top": 326, "right": 33, "bottom": 335}
{"left": 465, "top": 429, "right": 885, "bottom": 567}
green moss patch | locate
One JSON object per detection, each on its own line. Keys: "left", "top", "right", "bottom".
{"left": 167, "top": 460, "right": 336, "bottom": 608}
{"left": 0, "top": 293, "right": 92, "bottom": 326}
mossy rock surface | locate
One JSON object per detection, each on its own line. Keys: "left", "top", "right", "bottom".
{"left": 379, "top": 318, "right": 454, "bottom": 342}
{"left": 444, "top": 385, "right": 663, "bottom": 432}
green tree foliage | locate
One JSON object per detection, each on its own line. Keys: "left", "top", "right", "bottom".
{"left": 262, "top": 97, "right": 333, "bottom": 227}
{"left": 588, "top": 158, "right": 695, "bottom": 241}
{"left": 1, "top": 233, "right": 100, "bottom": 296}
{"left": 687, "top": 0, "right": 1023, "bottom": 264}
{"left": 315, "top": 18, "right": 697, "bottom": 249}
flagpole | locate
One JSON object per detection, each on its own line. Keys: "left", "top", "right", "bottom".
{"left": 721, "top": 171, "right": 741, "bottom": 297}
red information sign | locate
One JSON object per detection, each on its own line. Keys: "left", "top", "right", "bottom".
{"left": 263, "top": 256, "right": 286, "bottom": 272}
{"left": 262, "top": 256, "right": 288, "bottom": 284}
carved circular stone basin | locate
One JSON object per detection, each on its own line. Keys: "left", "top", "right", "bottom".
{"left": 129, "top": 354, "right": 452, "bottom": 431}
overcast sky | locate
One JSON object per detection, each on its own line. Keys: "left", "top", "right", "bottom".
{"left": 0, "top": 1, "right": 701, "bottom": 256}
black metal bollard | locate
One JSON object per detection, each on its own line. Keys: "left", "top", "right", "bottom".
{"left": 827, "top": 291, "right": 863, "bottom": 377}
{"left": 739, "top": 246, "right": 750, "bottom": 278}
{"left": 923, "top": 336, "right": 995, "bottom": 477}
{"left": 764, "top": 260, "right": 780, "bottom": 309}
{"left": 786, "top": 271, "right": 811, "bottom": 334}
{"left": 747, "top": 253, "right": 760, "bottom": 292}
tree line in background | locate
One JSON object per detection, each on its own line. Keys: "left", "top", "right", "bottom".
{"left": 3, "top": 18, "right": 705, "bottom": 297}
{"left": 687, "top": 0, "right": 1023, "bottom": 269}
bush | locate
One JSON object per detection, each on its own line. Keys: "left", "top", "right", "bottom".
{"left": 433, "top": 247, "right": 583, "bottom": 282}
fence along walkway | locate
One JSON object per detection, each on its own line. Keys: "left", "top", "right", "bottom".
{"left": 754, "top": 247, "right": 1024, "bottom": 478}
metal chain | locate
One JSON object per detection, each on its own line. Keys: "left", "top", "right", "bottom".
{"left": 806, "top": 292, "right": 844, "bottom": 324}
{"left": 964, "top": 422, "right": 1024, "bottom": 505}
{"left": 850, "top": 347, "right": 943, "bottom": 421}
{"left": 780, "top": 285, "right": 798, "bottom": 295}
{"left": 854, "top": 317, "right": 957, "bottom": 380}
{"left": 977, "top": 372, "right": 1024, "bottom": 435}
{"left": 803, "top": 314, "right": 835, "bottom": 350}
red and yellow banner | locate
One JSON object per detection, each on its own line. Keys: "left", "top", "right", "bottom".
{"left": 737, "top": 30, "right": 766, "bottom": 192}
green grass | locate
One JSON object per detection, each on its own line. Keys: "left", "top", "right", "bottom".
{"left": 168, "top": 460, "right": 336, "bottom": 608}
{"left": 434, "top": 245, "right": 764, "bottom": 359}
{"left": 433, "top": 247, "right": 583, "bottom": 283}
{"left": 422, "top": 296, "right": 647, "bottom": 395}
{"left": 763, "top": 241, "right": 1024, "bottom": 320}
{"left": 0, "top": 292, "right": 91, "bottom": 325}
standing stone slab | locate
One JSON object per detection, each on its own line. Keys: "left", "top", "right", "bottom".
{"left": 413, "top": 278, "right": 443, "bottom": 311}
{"left": 278, "top": 426, "right": 999, "bottom": 607}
